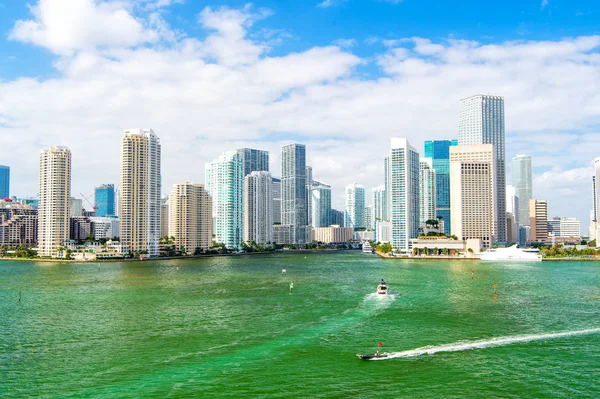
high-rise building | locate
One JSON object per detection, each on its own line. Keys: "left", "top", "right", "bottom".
{"left": 424, "top": 139, "right": 458, "bottom": 234}
{"left": 272, "top": 177, "right": 282, "bottom": 225}
{"left": 160, "top": 197, "right": 169, "bottom": 238}
{"left": 384, "top": 156, "right": 391, "bottom": 221}
{"left": 206, "top": 150, "right": 243, "bottom": 249}
{"left": 169, "top": 181, "right": 212, "bottom": 254}
{"left": 0, "top": 206, "right": 38, "bottom": 248}
{"left": 593, "top": 158, "right": 600, "bottom": 222}
{"left": 458, "top": 95, "right": 506, "bottom": 242}
{"left": 95, "top": 184, "right": 115, "bottom": 217}
{"left": 310, "top": 182, "right": 331, "bottom": 228}
{"left": 69, "top": 197, "right": 83, "bottom": 217}
{"left": 331, "top": 209, "right": 344, "bottom": 227}
{"left": 506, "top": 185, "right": 519, "bottom": 243}
{"left": 306, "top": 166, "right": 313, "bottom": 227}
{"left": 38, "top": 146, "right": 71, "bottom": 257}
{"left": 120, "top": 129, "right": 161, "bottom": 257}
{"left": 281, "top": 144, "right": 307, "bottom": 244}
{"left": 244, "top": 171, "right": 273, "bottom": 245}
{"left": 236, "top": 148, "right": 269, "bottom": 176}
{"left": 511, "top": 154, "right": 532, "bottom": 227}
{"left": 0, "top": 165, "right": 9, "bottom": 199}
{"left": 450, "top": 144, "right": 496, "bottom": 249}
{"left": 345, "top": 183, "right": 365, "bottom": 230}
{"left": 364, "top": 205, "right": 373, "bottom": 230}
{"left": 529, "top": 199, "right": 548, "bottom": 242}
{"left": 419, "top": 158, "right": 436, "bottom": 224}
{"left": 372, "top": 186, "right": 387, "bottom": 223}
{"left": 388, "top": 138, "right": 420, "bottom": 253}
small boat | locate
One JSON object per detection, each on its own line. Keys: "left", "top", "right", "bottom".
{"left": 356, "top": 353, "right": 388, "bottom": 360}
{"left": 377, "top": 279, "right": 388, "bottom": 295}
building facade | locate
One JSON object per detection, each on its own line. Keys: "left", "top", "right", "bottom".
{"left": 243, "top": 171, "right": 273, "bottom": 245}
{"left": 458, "top": 95, "right": 506, "bottom": 242}
{"left": 160, "top": 197, "right": 169, "bottom": 238}
{"left": 331, "top": 209, "right": 345, "bottom": 227}
{"left": 424, "top": 139, "right": 458, "bottom": 234}
{"left": 69, "top": 198, "right": 83, "bottom": 217}
{"left": 511, "top": 154, "right": 532, "bottom": 227}
{"left": 95, "top": 184, "right": 115, "bottom": 217}
{"left": 169, "top": 181, "right": 212, "bottom": 254}
{"left": 529, "top": 199, "right": 548, "bottom": 242}
{"left": 38, "top": 146, "right": 71, "bottom": 257}
{"left": 0, "top": 206, "right": 37, "bottom": 248}
{"left": 237, "top": 148, "right": 269, "bottom": 177}
{"left": 506, "top": 185, "right": 519, "bottom": 243}
{"left": 272, "top": 177, "right": 282, "bottom": 225}
{"left": 89, "top": 217, "right": 120, "bottom": 240}
{"left": 419, "top": 158, "right": 436, "bottom": 224}
{"left": 311, "top": 225, "right": 353, "bottom": 244}
{"left": 0, "top": 165, "right": 9, "bottom": 199}
{"left": 364, "top": 205, "right": 373, "bottom": 230}
{"left": 120, "top": 129, "right": 162, "bottom": 257}
{"left": 375, "top": 220, "right": 393, "bottom": 244}
{"left": 310, "top": 182, "right": 331, "bottom": 228}
{"left": 206, "top": 150, "right": 244, "bottom": 249}
{"left": 372, "top": 186, "right": 387, "bottom": 223}
{"left": 281, "top": 144, "right": 308, "bottom": 244}
{"left": 345, "top": 183, "right": 365, "bottom": 230}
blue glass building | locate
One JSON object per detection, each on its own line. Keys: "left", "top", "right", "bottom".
{"left": 0, "top": 165, "right": 9, "bottom": 198}
{"left": 95, "top": 184, "right": 115, "bottom": 217}
{"left": 424, "top": 140, "right": 458, "bottom": 235}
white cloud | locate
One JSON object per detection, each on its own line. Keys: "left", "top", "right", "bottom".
{"left": 317, "top": 0, "right": 347, "bottom": 8}
{"left": 541, "top": 0, "right": 549, "bottom": 10}
{"left": 333, "top": 39, "right": 357, "bottom": 48}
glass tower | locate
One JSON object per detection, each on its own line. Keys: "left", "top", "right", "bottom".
{"left": 281, "top": 144, "right": 307, "bottom": 244}
{"left": 345, "top": 183, "right": 365, "bottom": 229}
{"left": 236, "top": 148, "right": 269, "bottom": 177}
{"left": 0, "top": 165, "right": 9, "bottom": 198}
{"left": 424, "top": 139, "right": 458, "bottom": 234}
{"left": 95, "top": 184, "right": 115, "bottom": 217}
{"left": 511, "top": 155, "right": 532, "bottom": 227}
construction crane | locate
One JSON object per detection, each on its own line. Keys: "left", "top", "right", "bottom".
{"left": 80, "top": 192, "right": 97, "bottom": 215}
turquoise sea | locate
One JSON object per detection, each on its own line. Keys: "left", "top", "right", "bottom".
{"left": 1, "top": 252, "right": 599, "bottom": 398}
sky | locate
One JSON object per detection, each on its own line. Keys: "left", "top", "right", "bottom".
{"left": 0, "top": 0, "right": 599, "bottom": 232}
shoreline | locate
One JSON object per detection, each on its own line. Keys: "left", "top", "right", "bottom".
{"left": 374, "top": 251, "right": 479, "bottom": 260}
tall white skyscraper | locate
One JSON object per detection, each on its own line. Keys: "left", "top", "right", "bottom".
{"left": 120, "top": 129, "right": 161, "bottom": 257}
{"left": 306, "top": 166, "right": 313, "bottom": 227}
{"left": 244, "top": 171, "right": 273, "bottom": 244}
{"left": 372, "top": 186, "right": 387, "bottom": 223}
{"left": 458, "top": 95, "right": 506, "bottom": 242}
{"left": 506, "top": 185, "right": 519, "bottom": 243}
{"left": 281, "top": 144, "right": 307, "bottom": 244}
{"left": 38, "top": 146, "right": 71, "bottom": 258}
{"left": 345, "top": 183, "right": 366, "bottom": 229}
{"left": 311, "top": 182, "right": 331, "bottom": 228}
{"left": 364, "top": 205, "right": 373, "bottom": 230}
{"left": 419, "top": 158, "right": 436, "bottom": 223}
{"left": 389, "top": 138, "right": 420, "bottom": 253}
{"left": 511, "top": 154, "right": 532, "bottom": 227}
{"left": 593, "top": 158, "right": 600, "bottom": 222}
{"left": 205, "top": 150, "right": 244, "bottom": 249}
{"left": 168, "top": 182, "right": 212, "bottom": 253}
{"left": 272, "top": 177, "right": 282, "bottom": 225}
{"left": 450, "top": 144, "right": 496, "bottom": 248}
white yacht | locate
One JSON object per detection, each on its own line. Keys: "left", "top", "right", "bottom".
{"left": 477, "top": 245, "right": 542, "bottom": 262}
{"left": 362, "top": 241, "right": 374, "bottom": 254}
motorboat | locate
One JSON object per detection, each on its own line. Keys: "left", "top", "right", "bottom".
{"left": 377, "top": 279, "right": 389, "bottom": 295}
{"left": 356, "top": 353, "right": 388, "bottom": 360}
{"left": 477, "top": 245, "right": 542, "bottom": 262}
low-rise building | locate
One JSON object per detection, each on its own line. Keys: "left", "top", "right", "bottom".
{"left": 375, "top": 221, "right": 392, "bottom": 244}
{"left": 312, "top": 225, "right": 353, "bottom": 244}
{"left": 409, "top": 237, "right": 482, "bottom": 257}
{"left": 0, "top": 205, "right": 38, "bottom": 248}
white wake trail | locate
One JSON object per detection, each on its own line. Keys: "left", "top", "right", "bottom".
{"left": 371, "top": 328, "right": 600, "bottom": 360}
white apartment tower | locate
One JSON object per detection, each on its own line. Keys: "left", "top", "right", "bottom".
{"left": 388, "top": 138, "right": 420, "bottom": 253}
{"left": 511, "top": 154, "right": 532, "bottom": 227}
{"left": 458, "top": 95, "right": 506, "bottom": 242}
{"left": 311, "top": 182, "right": 332, "bottom": 228}
{"left": 244, "top": 171, "right": 273, "bottom": 245}
{"left": 506, "top": 185, "right": 519, "bottom": 243}
{"left": 450, "top": 144, "right": 496, "bottom": 248}
{"left": 419, "top": 158, "right": 436, "bottom": 223}
{"left": 281, "top": 144, "right": 307, "bottom": 244}
{"left": 168, "top": 182, "right": 212, "bottom": 254}
{"left": 120, "top": 129, "right": 161, "bottom": 257}
{"left": 205, "top": 151, "right": 244, "bottom": 249}
{"left": 345, "top": 183, "right": 366, "bottom": 229}
{"left": 38, "top": 146, "right": 71, "bottom": 257}
{"left": 372, "top": 186, "right": 387, "bottom": 223}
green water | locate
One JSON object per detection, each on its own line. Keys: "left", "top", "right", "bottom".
{"left": 1, "top": 252, "right": 599, "bottom": 398}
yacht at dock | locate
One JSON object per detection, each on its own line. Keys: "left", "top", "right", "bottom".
{"left": 477, "top": 245, "right": 542, "bottom": 262}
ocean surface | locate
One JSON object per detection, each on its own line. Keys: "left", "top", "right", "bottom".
{"left": 1, "top": 252, "right": 599, "bottom": 398}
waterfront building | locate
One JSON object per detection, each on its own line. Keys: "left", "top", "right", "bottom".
{"left": 364, "top": 205, "right": 373, "bottom": 230}
{"left": 410, "top": 237, "right": 482, "bottom": 257}
{"left": 273, "top": 224, "right": 292, "bottom": 244}
{"left": 281, "top": 144, "right": 308, "bottom": 244}
{"left": 458, "top": 95, "right": 506, "bottom": 242}
{"left": 169, "top": 181, "right": 212, "bottom": 254}
{"left": 206, "top": 150, "right": 243, "bottom": 249}
{"left": 372, "top": 186, "right": 387, "bottom": 223}
{"left": 511, "top": 155, "right": 532, "bottom": 227}
{"left": 243, "top": 171, "right": 273, "bottom": 245}
{"left": 345, "top": 183, "right": 365, "bottom": 230}
{"left": 384, "top": 156, "right": 391, "bottom": 221}
{"left": 310, "top": 182, "right": 331, "bottom": 228}
{"left": 160, "top": 197, "right": 169, "bottom": 238}
{"left": 375, "top": 220, "right": 392, "bottom": 244}
{"left": 306, "top": 166, "right": 313, "bottom": 227}
{"left": 0, "top": 205, "right": 37, "bottom": 247}
{"left": 120, "top": 129, "right": 161, "bottom": 257}
{"left": 424, "top": 139, "right": 458, "bottom": 234}
{"left": 311, "top": 225, "right": 353, "bottom": 244}
{"left": 69, "top": 198, "right": 83, "bottom": 217}
{"left": 89, "top": 217, "right": 120, "bottom": 240}
{"left": 95, "top": 184, "right": 115, "bottom": 217}
{"left": 529, "top": 199, "right": 548, "bottom": 242}
{"left": 331, "top": 209, "right": 345, "bottom": 227}
{"left": 38, "top": 146, "right": 71, "bottom": 258}
{"left": 419, "top": 158, "right": 436, "bottom": 224}
{"left": 548, "top": 217, "right": 581, "bottom": 239}
{"left": 70, "top": 216, "right": 92, "bottom": 241}
{"left": 506, "top": 185, "right": 519, "bottom": 243}
{"left": 450, "top": 144, "right": 496, "bottom": 249}
{"left": 236, "top": 148, "right": 269, "bottom": 176}
{"left": 272, "top": 177, "right": 282, "bottom": 225}
{"left": 0, "top": 165, "right": 9, "bottom": 198}
{"left": 388, "top": 138, "right": 420, "bottom": 254}
{"left": 354, "top": 230, "right": 374, "bottom": 242}
{"left": 593, "top": 158, "right": 600, "bottom": 231}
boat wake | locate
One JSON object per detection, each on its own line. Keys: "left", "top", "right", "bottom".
{"left": 370, "top": 328, "right": 600, "bottom": 360}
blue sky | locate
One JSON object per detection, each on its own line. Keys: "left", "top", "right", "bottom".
{"left": 0, "top": 0, "right": 599, "bottom": 231}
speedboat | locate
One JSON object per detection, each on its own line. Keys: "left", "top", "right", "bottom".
{"left": 356, "top": 353, "right": 388, "bottom": 360}
{"left": 377, "top": 280, "right": 388, "bottom": 295}
{"left": 477, "top": 245, "right": 542, "bottom": 262}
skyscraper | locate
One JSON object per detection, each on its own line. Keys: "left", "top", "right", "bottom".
{"left": 506, "top": 185, "right": 519, "bottom": 243}
{"left": 272, "top": 177, "right": 282, "bottom": 225}
{"left": 281, "top": 144, "right": 307, "bottom": 244}
{"left": 389, "top": 138, "right": 420, "bottom": 253}
{"left": 450, "top": 144, "right": 496, "bottom": 248}
{"left": 345, "top": 183, "right": 365, "bottom": 229}
{"left": 38, "top": 146, "right": 71, "bottom": 257}
{"left": 311, "top": 182, "right": 331, "bottom": 228}
{"left": 306, "top": 166, "right": 313, "bottom": 227}
{"left": 511, "top": 154, "right": 532, "bottom": 227}
{"left": 331, "top": 209, "right": 345, "bottom": 227}
{"left": 120, "top": 129, "right": 161, "bottom": 257}
{"left": 236, "top": 148, "right": 269, "bottom": 176}
{"left": 244, "top": 171, "right": 273, "bottom": 244}
{"left": 0, "top": 165, "right": 9, "bottom": 198}
{"left": 372, "top": 186, "right": 387, "bottom": 223}
{"left": 424, "top": 139, "right": 458, "bottom": 234}
{"left": 364, "top": 205, "right": 373, "bottom": 230}
{"left": 95, "top": 184, "right": 115, "bottom": 217}
{"left": 458, "top": 94, "right": 506, "bottom": 242}
{"left": 206, "top": 151, "right": 244, "bottom": 249}
{"left": 419, "top": 158, "right": 436, "bottom": 224}
{"left": 593, "top": 158, "right": 600, "bottom": 222}
{"left": 169, "top": 181, "right": 212, "bottom": 254}
{"left": 529, "top": 199, "right": 548, "bottom": 242}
